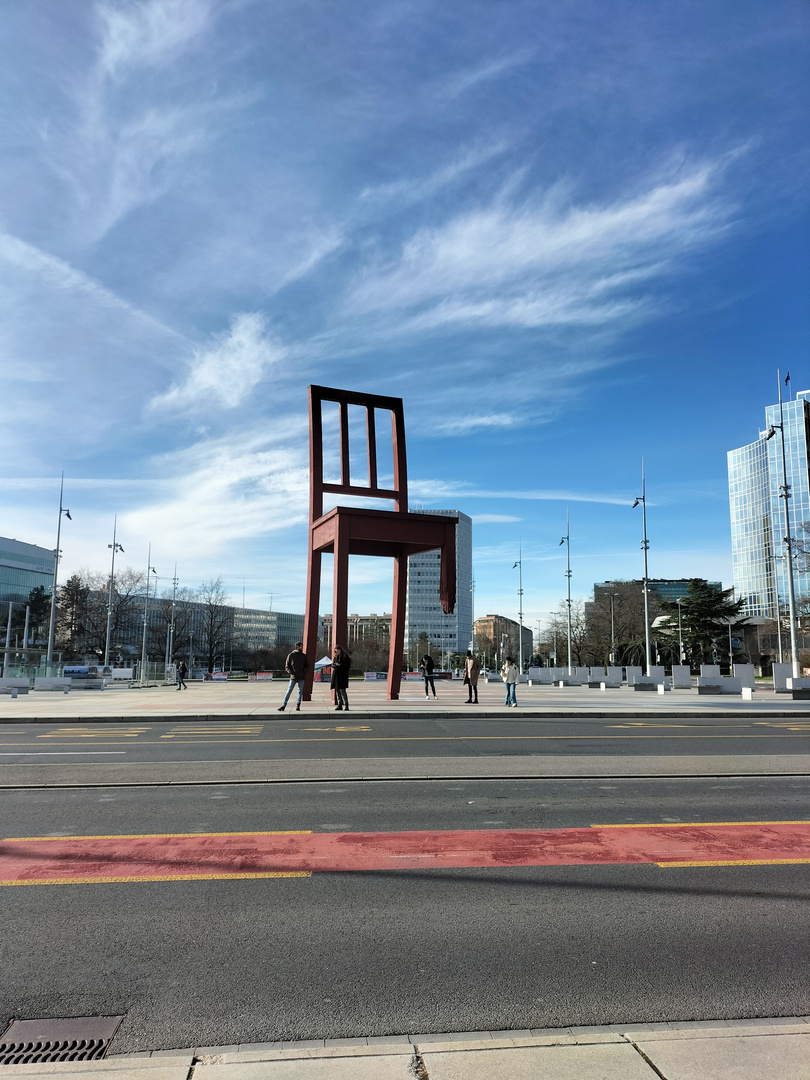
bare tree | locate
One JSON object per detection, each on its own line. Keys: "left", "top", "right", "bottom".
{"left": 197, "top": 577, "right": 232, "bottom": 673}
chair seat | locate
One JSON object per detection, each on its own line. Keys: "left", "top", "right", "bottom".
{"left": 312, "top": 505, "right": 457, "bottom": 559}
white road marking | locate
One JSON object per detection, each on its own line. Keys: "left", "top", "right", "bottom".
{"left": 0, "top": 752, "right": 127, "bottom": 756}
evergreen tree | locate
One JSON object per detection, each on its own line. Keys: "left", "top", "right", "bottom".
{"left": 656, "top": 579, "right": 746, "bottom": 667}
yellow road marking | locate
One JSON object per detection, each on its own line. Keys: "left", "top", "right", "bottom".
{"left": 754, "top": 722, "right": 810, "bottom": 730}
{"left": 657, "top": 859, "right": 810, "bottom": 868}
{"left": 0, "top": 872, "right": 311, "bottom": 885}
{"left": 4, "top": 830, "right": 312, "bottom": 842}
{"left": 37, "top": 727, "right": 150, "bottom": 738}
{"left": 594, "top": 820, "right": 810, "bottom": 829}
{"left": 295, "top": 726, "right": 372, "bottom": 732}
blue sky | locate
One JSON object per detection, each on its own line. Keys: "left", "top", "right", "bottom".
{"left": 2, "top": 0, "right": 808, "bottom": 633}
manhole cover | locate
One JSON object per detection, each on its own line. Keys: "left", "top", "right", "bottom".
{"left": 0, "top": 1016, "right": 123, "bottom": 1065}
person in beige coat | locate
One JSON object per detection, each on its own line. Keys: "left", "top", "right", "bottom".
{"left": 464, "top": 650, "right": 481, "bottom": 704}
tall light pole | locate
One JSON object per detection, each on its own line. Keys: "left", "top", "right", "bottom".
{"left": 632, "top": 461, "right": 652, "bottom": 676}
{"left": 513, "top": 544, "right": 525, "bottom": 674}
{"left": 104, "top": 517, "right": 124, "bottom": 667}
{"left": 139, "top": 545, "right": 157, "bottom": 687}
{"left": 165, "top": 564, "right": 178, "bottom": 671}
{"left": 766, "top": 371, "right": 800, "bottom": 678}
{"left": 610, "top": 592, "right": 618, "bottom": 666}
{"left": 46, "top": 473, "right": 71, "bottom": 675}
{"left": 560, "top": 512, "right": 573, "bottom": 673}
{"left": 676, "top": 597, "right": 685, "bottom": 664}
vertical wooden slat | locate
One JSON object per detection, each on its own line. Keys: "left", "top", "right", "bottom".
{"left": 387, "top": 552, "right": 408, "bottom": 700}
{"left": 309, "top": 387, "right": 324, "bottom": 523}
{"left": 302, "top": 549, "right": 322, "bottom": 701}
{"left": 339, "top": 400, "right": 350, "bottom": 487}
{"left": 391, "top": 404, "right": 408, "bottom": 512}
{"left": 366, "top": 406, "right": 378, "bottom": 491}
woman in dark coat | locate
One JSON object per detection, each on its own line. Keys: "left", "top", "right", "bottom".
{"left": 332, "top": 644, "right": 351, "bottom": 711}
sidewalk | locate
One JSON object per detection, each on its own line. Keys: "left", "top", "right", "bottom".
{"left": 3, "top": 1018, "right": 809, "bottom": 1078}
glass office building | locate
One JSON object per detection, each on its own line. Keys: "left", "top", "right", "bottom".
{"left": 0, "top": 537, "right": 55, "bottom": 605}
{"left": 405, "top": 509, "right": 473, "bottom": 656}
{"left": 728, "top": 390, "right": 810, "bottom": 618}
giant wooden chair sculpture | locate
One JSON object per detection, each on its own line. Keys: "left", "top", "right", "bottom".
{"left": 302, "top": 386, "right": 457, "bottom": 701}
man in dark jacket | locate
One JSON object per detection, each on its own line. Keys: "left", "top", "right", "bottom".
{"left": 278, "top": 642, "right": 309, "bottom": 712}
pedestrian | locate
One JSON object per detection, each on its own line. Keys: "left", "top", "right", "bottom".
{"left": 420, "top": 654, "right": 437, "bottom": 699}
{"left": 332, "top": 644, "right": 351, "bottom": 712}
{"left": 501, "top": 655, "right": 518, "bottom": 707}
{"left": 464, "top": 650, "right": 481, "bottom": 704}
{"left": 176, "top": 660, "right": 188, "bottom": 691}
{"left": 278, "top": 641, "right": 309, "bottom": 712}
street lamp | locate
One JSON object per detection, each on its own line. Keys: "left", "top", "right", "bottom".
{"left": 139, "top": 544, "right": 157, "bottom": 686}
{"left": 632, "top": 460, "right": 652, "bottom": 676}
{"left": 104, "top": 516, "right": 124, "bottom": 668}
{"left": 765, "top": 370, "right": 800, "bottom": 678}
{"left": 512, "top": 544, "right": 525, "bottom": 674}
{"left": 560, "top": 511, "right": 573, "bottom": 673}
{"left": 46, "top": 473, "right": 71, "bottom": 675}
{"left": 610, "top": 592, "right": 619, "bottom": 666}
{"left": 676, "top": 597, "right": 685, "bottom": 664}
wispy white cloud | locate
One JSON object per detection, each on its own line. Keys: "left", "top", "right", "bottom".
{"left": 95, "top": 0, "right": 215, "bottom": 78}
{"left": 437, "top": 413, "right": 522, "bottom": 434}
{"left": 439, "top": 49, "right": 535, "bottom": 100}
{"left": 348, "top": 160, "right": 734, "bottom": 335}
{"left": 359, "top": 142, "right": 509, "bottom": 206}
{"left": 471, "top": 514, "right": 522, "bottom": 524}
{"left": 147, "top": 313, "right": 286, "bottom": 415}
{"left": 410, "top": 479, "right": 632, "bottom": 506}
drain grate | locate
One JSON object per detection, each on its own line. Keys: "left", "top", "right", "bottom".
{"left": 0, "top": 1016, "right": 124, "bottom": 1065}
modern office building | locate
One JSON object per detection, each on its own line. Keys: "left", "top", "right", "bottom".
{"left": 405, "top": 509, "right": 473, "bottom": 656}
{"left": 0, "top": 537, "right": 55, "bottom": 605}
{"left": 592, "top": 579, "right": 722, "bottom": 606}
{"left": 232, "top": 608, "right": 305, "bottom": 652}
{"left": 728, "top": 390, "right": 810, "bottom": 618}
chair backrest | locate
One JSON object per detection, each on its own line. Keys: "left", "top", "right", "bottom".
{"left": 308, "top": 385, "right": 408, "bottom": 520}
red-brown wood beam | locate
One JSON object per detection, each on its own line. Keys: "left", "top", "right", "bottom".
{"left": 366, "top": 406, "right": 378, "bottom": 491}
{"left": 339, "top": 400, "right": 350, "bottom": 488}
{"left": 388, "top": 553, "right": 408, "bottom": 699}
{"left": 302, "top": 546, "right": 322, "bottom": 701}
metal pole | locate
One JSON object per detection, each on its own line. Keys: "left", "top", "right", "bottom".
{"left": 610, "top": 594, "right": 616, "bottom": 666}
{"left": 634, "top": 461, "right": 652, "bottom": 676}
{"left": 677, "top": 599, "right": 684, "bottom": 663}
{"left": 46, "top": 473, "right": 69, "bottom": 675}
{"left": 562, "top": 512, "right": 572, "bottom": 673}
{"left": 23, "top": 605, "right": 30, "bottom": 666}
{"left": 517, "top": 543, "right": 524, "bottom": 674}
{"left": 139, "top": 543, "right": 152, "bottom": 687}
{"left": 104, "top": 516, "right": 123, "bottom": 667}
{"left": 776, "top": 373, "right": 800, "bottom": 678}
{"left": 3, "top": 601, "right": 12, "bottom": 677}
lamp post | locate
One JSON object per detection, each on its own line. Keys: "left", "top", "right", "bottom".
{"left": 139, "top": 544, "right": 157, "bottom": 687}
{"left": 513, "top": 545, "right": 525, "bottom": 674}
{"left": 676, "top": 597, "right": 685, "bottom": 664}
{"left": 165, "top": 564, "right": 178, "bottom": 672}
{"left": 765, "top": 371, "right": 800, "bottom": 678}
{"left": 104, "top": 517, "right": 124, "bottom": 668}
{"left": 560, "top": 512, "right": 573, "bottom": 673}
{"left": 46, "top": 473, "right": 71, "bottom": 676}
{"left": 610, "top": 592, "right": 618, "bottom": 666}
{"left": 632, "top": 461, "right": 652, "bottom": 676}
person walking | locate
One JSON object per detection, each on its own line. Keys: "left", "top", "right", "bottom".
{"left": 464, "top": 650, "right": 481, "bottom": 704}
{"left": 332, "top": 644, "right": 351, "bottom": 711}
{"left": 278, "top": 642, "right": 309, "bottom": 712}
{"left": 176, "top": 660, "right": 188, "bottom": 691}
{"left": 420, "top": 654, "right": 437, "bottom": 699}
{"left": 501, "top": 655, "right": 518, "bottom": 707}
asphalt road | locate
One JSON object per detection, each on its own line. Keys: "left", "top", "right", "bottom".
{"left": 1, "top": 714, "right": 809, "bottom": 763}
{"left": 2, "top": 776, "right": 808, "bottom": 1053}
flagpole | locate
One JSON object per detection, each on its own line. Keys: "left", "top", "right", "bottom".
{"left": 46, "top": 473, "right": 70, "bottom": 675}
{"left": 776, "top": 370, "right": 799, "bottom": 677}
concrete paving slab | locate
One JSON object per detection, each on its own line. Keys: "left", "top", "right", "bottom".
{"left": 0, "top": 1063, "right": 191, "bottom": 1079}
{"left": 637, "top": 1022, "right": 810, "bottom": 1040}
{"left": 634, "top": 1032, "right": 810, "bottom": 1080}
{"left": 194, "top": 1052, "right": 414, "bottom": 1079}
{"left": 421, "top": 1041, "right": 659, "bottom": 1078}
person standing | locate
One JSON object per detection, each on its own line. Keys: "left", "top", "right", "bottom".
{"left": 176, "top": 660, "right": 188, "bottom": 691}
{"left": 332, "top": 644, "right": 351, "bottom": 711}
{"left": 501, "top": 655, "right": 518, "bottom": 707}
{"left": 420, "top": 654, "right": 437, "bottom": 699}
{"left": 464, "top": 650, "right": 481, "bottom": 704}
{"left": 278, "top": 642, "right": 309, "bottom": 712}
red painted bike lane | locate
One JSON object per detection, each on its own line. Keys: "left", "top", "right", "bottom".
{"left": 2, "top": 821, "right": 809, "bottom": 885}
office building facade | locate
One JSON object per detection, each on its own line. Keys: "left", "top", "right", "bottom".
{"left": 0, "top": 537, "right": 55, "bottom": 605}
{"left": 728, "top": 390, "right": 810, "bottom": 618}
{"left": 405, "top": 509, "right": 473, "bottom": 655}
